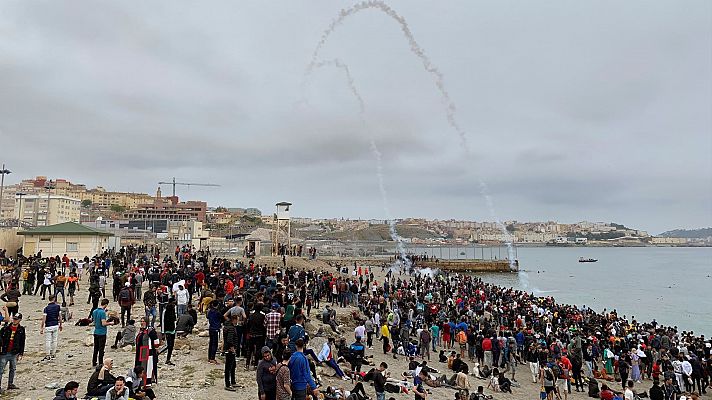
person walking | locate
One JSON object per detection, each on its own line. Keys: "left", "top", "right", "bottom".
{"left": 92, "top": 299, "right": 115, "bottom": 367}
{"left": 0, "top": 313, "right": 25, "bottom": 393}
{"left": 40, "top": 295, "right": 62, "bottom": 361}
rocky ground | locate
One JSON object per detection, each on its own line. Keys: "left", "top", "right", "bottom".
{"left": 4, "top": 256, "right": 705, "bottom": 400}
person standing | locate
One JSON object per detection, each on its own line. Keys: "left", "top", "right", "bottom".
{"left": 275, "top": 351, "right": 292, "bottom": 400}
{"left": 0, "top": 284, "right": 20, "bottom": 318}
{"left": 206, "top": 300, "right": 222, "bottom": 364}
{"left": 175, "top": 285, "right": 189, "bottom": 316}
{"left": 54, "top": 273, "right": 67, "bottom": 305}
{"left": 0, "top": 313, "right": 25, "bottom": 393}
{"left": 160, "top": 298, "right": 176, "bottom": 366}
{"left": 92, "top": 299, "right": 114, "bottom": 367}
{"left": 67, "top": 271, "right": 78, "bottom": 306}
{"left": 256, "top": 346, "right": 277, "bottom": 400}
{"left": 118, "top": 283, "right": 134, "bottom": 328}
{"left": 373, "top": 362, "right": 389, "bottom": 400}
{"left": 143, "top": 285, "right": 157, "bottom": 328}
{"left": 246, "top": 303, "right": 267, "bottom": 370}
{"left": 224, "top": 297, "right": 247, "bottom": 357}
{"left": 265, "top": 304, "right": 282, "bottom": 350}
{"left": 135, "top": 317, "right": 159, "bottom": 386}
{"left": 288, "top": 339, "right": 319, "bottom": 400}
{"left": 223, "top": 317, "right": 238, "bottom": 391}
{"left": 40, "top": 295, "right": 62, "bottom": 361}
{"left": 380, "top": 321, "right": 390, "bottom": 355}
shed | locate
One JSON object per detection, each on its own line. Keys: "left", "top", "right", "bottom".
{"left": 17, "top": 222, "right": 113, "bottom": 259}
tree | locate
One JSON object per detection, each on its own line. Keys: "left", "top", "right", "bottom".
{"left": 110, "top": 204, "right": 127, "bottom": 213}
{"left": 81, "top": 199, "right": 92, "bottom": 208}
{"left": 506, "top": 224, "right": 516, "bottom": 233}
{"left": 214, "top": 206, "right": 228, "bottom": 212}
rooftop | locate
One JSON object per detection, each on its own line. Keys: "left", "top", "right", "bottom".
{"left": 17, "top": 222, "right": 113, "bottom": 236}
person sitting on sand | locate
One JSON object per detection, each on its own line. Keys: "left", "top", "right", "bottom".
{"left": 86, "top": 358, "right": 117, "bottom": 397}
{"left": 111, "top": 319, "right": 137, "bottom": 349}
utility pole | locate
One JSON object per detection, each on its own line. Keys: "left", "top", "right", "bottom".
{"left": 0, "top": 164, "right": 11, "bottom": 220}
{"left": 16, "top": 192, "right": 26, "bottom": 228}
{"left": 44, "top": 180, "right": 55, "bottom": 226}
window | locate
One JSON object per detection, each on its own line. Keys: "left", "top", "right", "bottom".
{"left": 40, "top": 238, "right": 51, "bottom": 243}
{"left": 66, "top": 242, "right": 78, "bottom": 252}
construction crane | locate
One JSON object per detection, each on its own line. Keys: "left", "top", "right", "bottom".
{"left": 158, "top": 177, "right": 221, "bottom": 198}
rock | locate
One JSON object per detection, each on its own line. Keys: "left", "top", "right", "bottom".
{"left": 180, "top": 344, "right": 191, "bottom": 351}
{"left": 122, "top": 345, "right": 134, "bottom": 352}
{"left": 45, "top": 382, "right": 60, "bottom": 389}
{"left": 198, "top": 330, "right": 209, "bottom": 337}
{"left": 83, "top": 336, "right": 94, "bottom": 347}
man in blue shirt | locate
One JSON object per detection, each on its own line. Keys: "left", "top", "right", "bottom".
{"left": 287, "top": 314, "right": 306, "bottom": 352}
{"left": 92, "top": 298, "right": 115, "bottom": 367}
{"left": 288, "top": 338, "right": 319, "bottom": 400}
{"left": 40, "top": 295, "right": 62, "bottom": 361}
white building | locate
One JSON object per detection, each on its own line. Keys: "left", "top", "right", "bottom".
{"left": 15, "top": 195, "right": 81, "bottom": 227}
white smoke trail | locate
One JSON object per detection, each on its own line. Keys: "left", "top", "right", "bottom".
{"left": 306, "top": 1, "right": 515, "bottom": 271}
{"left": 309, "top": 58, "right": 412, "bottom": 270}
{"left": 479, "top": 181, "right": 518, "bottom": 271}
{"left": 305, "top": 0, "right": 467, "bottom": 148}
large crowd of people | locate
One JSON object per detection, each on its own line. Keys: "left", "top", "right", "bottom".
{"left": 0, "top": 245, "right": 709, "bottom": 400}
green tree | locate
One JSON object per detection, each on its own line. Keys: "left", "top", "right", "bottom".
{"left": 81, "top": 199, "right": 92, "bottom": 208}
{"left": 110, "top": 204, "right": 127, "bottom": 213}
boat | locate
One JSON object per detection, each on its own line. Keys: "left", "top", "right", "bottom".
{"left": 578, "top": 257, "right": 597, "bottom": 263}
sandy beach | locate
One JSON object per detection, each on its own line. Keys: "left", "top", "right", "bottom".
{"left": 4, "top": 255, "right": 709, "bottom": 400}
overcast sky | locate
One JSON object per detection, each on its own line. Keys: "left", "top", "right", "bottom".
{"left": 1, "top": 1, "right": 710, "bottom": 234}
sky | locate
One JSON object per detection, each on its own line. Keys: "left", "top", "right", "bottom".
{"left": 0, "top": 0, "right": 710, "bottom": 234}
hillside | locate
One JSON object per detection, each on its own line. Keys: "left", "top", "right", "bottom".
{"left": 304, "top": 224, "right": 439, "bottom": 241}
{"left": 659, "top": 228, "right": 712, "bottom": 238}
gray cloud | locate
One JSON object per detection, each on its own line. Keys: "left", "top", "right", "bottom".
{"left": 0, "top": 0, "right": 710, "bottom": 233}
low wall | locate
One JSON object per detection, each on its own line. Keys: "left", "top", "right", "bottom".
{"left": 320, "top": 256, "right": 513, "bottom": 272}
{"left": 0, "top": 229, "right": 23, "bottom": 253}
{"left": 417, "top": 259, "right": 512, "bottom": 272}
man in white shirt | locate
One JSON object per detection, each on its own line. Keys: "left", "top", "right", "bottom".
{"left": 175, "top": 285, "right": 189, "bottom": 316}
{"left": 624, "top": 380, "right": 635, "bottom": 400}
{"left": 354, "top": 322, "right": 366, "bottom": 340}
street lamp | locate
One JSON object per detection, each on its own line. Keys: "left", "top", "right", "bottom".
{"left": 44, "top": 180, "right": 55, "bottom": 226}
{"left": 0, "top": 164, "right": 11, "bottom": 220}
{"left": 15, "top": 192, "right": 26, "bottom": 228}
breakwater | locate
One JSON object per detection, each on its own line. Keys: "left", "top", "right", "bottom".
{"left": 322, "top": 256, "right": 513, "bottom": 273}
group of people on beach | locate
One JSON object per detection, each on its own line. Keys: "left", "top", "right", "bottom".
{"left": 0, "top": 245, "right": 709, "bottom": 400}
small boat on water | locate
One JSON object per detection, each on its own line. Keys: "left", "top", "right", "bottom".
{"left": 579, "top": 257, "right": 597, "bottom": 263}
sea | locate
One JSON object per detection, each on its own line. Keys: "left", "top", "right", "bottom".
{"left": 407, "top": 246, "right": 712, "bottom": 336}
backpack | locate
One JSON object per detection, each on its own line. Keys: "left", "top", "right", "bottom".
{"left": 545, "top": 368, "right": 554, "bottom": 382}
{"left": 119, "top": 288, "right": 131, "bottom": 305}
{"left": 552, "top": 363, "right": 563, "bottom": 379}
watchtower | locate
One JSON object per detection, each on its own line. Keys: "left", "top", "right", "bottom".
{"left": 272, "top": 201, "right": 292, "bottom": 256}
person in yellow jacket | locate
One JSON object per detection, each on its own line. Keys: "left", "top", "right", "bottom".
{"left": 380, "top": 322, "right": 391, "bottom": 355}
